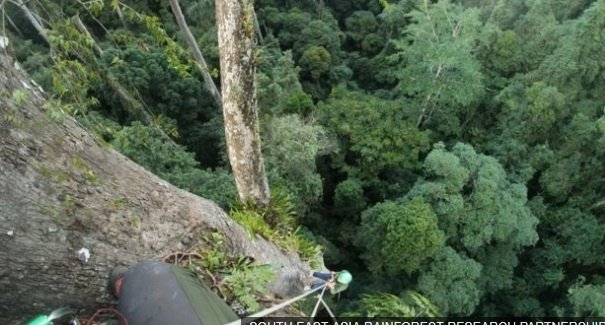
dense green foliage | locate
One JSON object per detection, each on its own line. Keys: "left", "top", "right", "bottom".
{"left": 358, "top": 197, "right": 444, "bottom": 275}
{"left": 344, "top": 291, "right": 441, "bottom": 317}
{"left": 6, "top": 0, "right": 605, "bottom": 317}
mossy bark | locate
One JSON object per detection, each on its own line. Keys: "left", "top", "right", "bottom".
{"left": 216, "top": 0, "right": 270, "bottom": 206}
{"left": 0, "top": 50, "right": 309, "bottom": 324}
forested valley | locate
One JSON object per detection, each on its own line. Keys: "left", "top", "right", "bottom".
{"left": 2, "top": 0, "right": 605, "bottom": 317}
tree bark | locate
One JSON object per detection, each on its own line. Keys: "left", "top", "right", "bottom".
{"left": 169, "top": 0, "right": 223, "bottom": 109}
{"left": 0, "top": 50, "right": 309, "bottom": 324}
{"left": 215, "top": 0, "right": 270, "bottom": 206}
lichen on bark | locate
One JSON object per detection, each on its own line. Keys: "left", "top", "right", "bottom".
{"left": 216, "top": 0, "right": 270, "bottom": 206}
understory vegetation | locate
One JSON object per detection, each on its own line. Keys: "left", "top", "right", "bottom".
{"left": 4, "top": 0, "right": 605, "bottom": 316}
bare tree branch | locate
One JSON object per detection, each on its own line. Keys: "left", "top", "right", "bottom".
{"left": 1, "top": 3, "right": 24, "bottom": 37}
{"left": 72, "top": 14, "right": 103, "bottom": 54}
{"left": 252, "top": 8, "right": 263, "bottom": 43}
{"left": 169, "top": 0, "right": 222, "bottom": 109}
{"left": 10, "top": 0, "right": 49, "bottom": 44}
{"left": 72, "top": 15, "right": 177, "bottom": 144}
{"left": 590, "top": 199, "right": 605, "bottom": 210}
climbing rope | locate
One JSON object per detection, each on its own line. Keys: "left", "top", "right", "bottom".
{"left": 309, "top": 285, "right": 327, "bottom": 318}
{"left": 224, "top": 284, "right": 331, "bottom": 325}
{"left": 80, "top": 307, "right": 128, "bottom": 325}
{"left": 319, "top": 298, "right": 336, "bottom": 320}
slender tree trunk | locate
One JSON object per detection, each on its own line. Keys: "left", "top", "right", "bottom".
{"left": 71, "top": 15, "right": 177, "bottom": 145}
{"left": 72, "top": 15, "right": 149, "bottom": 123}
{"left": 72, "top": 15, "right": 103, "bottom": 54}
{"left": 12, "top": 0, "right": 49, "bottom": 44}
{"left": 115, "top": 5, "right": 126, "bottom": 28}
{"left": 169, "top": 0, "right": 223, "bottom": 109}
{"left": 215, "top": 0, "right": 270, "bottom": 206}
{"left": 0, "top": 50, "right": 309, "bottom": 324}
{"left": 252, "top": 9, "right": 263, "bottom": 43}
{"left": 4, "top": 10, "right": 25, "bottom": 37}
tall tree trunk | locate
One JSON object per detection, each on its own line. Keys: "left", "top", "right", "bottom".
{"left": 169, "top": 0, "right": 223, "bottom": 109}
{"left": 215, "top": 0, "right": 270, "bottom": 206}
{"left": 0, "top": 50, "right": 309, "bottom": 324}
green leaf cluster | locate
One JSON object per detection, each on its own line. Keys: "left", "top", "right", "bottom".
{"left": 318, "top": 86, "right": 430, "bottom": 188}
{"left": 391, "top": 0, "right": 484, "bottom": 135}
{"left": 358, "top": 197, "right": 444, "bottom": 275}
{"left": 224, "top": 264, "right": 275, "bottom": 312}
{"left": 417, "top": 247, "right": 483, "bottom": 315}
{"left": 111, "top": 122, "right": 237, "bottom": 208}
{"left": 351, "top": 291, "right": 440, "bottom": 317}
